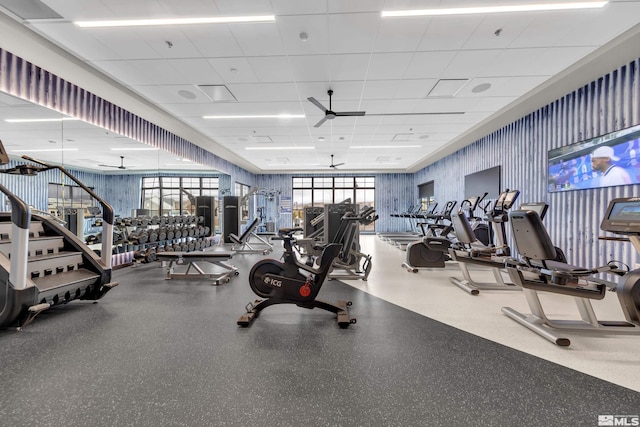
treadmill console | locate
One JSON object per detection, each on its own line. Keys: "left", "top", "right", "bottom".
{"left": 601, "top": 198, "right": 640, "bottom": 235}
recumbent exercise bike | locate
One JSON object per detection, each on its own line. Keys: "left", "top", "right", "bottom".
{"left": 237, "top": 227, "right": 356, "bottom": 328}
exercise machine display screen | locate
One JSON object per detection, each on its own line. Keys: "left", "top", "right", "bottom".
{"left": 518, "top": 203, "right": 548, "bottom": 220}
{"left": 601, "top": 198, "right": 640, "bottom": 234}
{"left": 502, "top": 190, "right": 520, "bottom": 210}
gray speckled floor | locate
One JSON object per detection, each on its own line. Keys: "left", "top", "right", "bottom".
{"left": 1, "top": 249, "right": 639, "bottom": 427}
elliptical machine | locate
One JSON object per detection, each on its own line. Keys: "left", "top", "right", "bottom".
{"left": 237, "top": 228, "right": 356, "bottom": 328}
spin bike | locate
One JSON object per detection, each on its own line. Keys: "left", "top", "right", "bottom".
{"left": 237, "top": 228, "right": 356, "bottom": 328}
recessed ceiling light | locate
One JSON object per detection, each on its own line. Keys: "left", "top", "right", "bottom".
{"left": 14, "top": 148, "right": 78, "bottom": 152}
{"left": 299, "top": 32, "right": 309, "bottom": 42}
{"left": 318, "top": 137, "right": 326, "bottom": 142}
{"left": 203, "top": 114, "right": 305, "bottom": 119}
{"left": 472, "top": 83, "right": 492, "bottom": 93}
{"left": 5, "top": 117, "right": 79, "bottom": 123}
{"left": 74, "top": 15, "right": 275, "bottom": 28}
{"left": 350, "top": 145, "right": 421, "bottom": 149}
{"left": 381, "top": 2, "right": 608, "bottom": 17}
{"left": 245, "top": 146, "right": 314, "bottom": 150}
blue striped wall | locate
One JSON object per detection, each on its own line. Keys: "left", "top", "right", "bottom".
{"left": 414, "top": 58, "right": 640, "bottom": 268}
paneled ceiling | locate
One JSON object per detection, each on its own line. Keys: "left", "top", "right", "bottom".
{"left": 1, "top": 0, "right": 640, "bottom": 174}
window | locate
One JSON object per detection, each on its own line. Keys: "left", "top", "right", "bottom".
{"left": 141, "top": 176, "right": 219, "bottom": 216}
{"left": 292, "top": 176, "right": 375, "bottom": 232}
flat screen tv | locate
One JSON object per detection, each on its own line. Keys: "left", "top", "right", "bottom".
{"left": 548, "top": 123, "right": 640, "bottom": 192}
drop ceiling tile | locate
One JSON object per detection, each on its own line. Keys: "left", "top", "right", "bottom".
{"left": 183, "top": 26, "right": 245, "bottom": 57}
{"left": 373, "top": 16, "right": 427, "bottom": 52}
{"left": 225, "top": 83, "right": 301, "bottom": 102}
{"left": 206, "top": 0, "right": 272, "bottom": 15}
{"left": 130, "top": 84, "right": 213, "bottom": 104}
{"left": 417, "top": 15, "right": 483, "bottom": 51}
{"left": 462, "top": 14, "right": 534, "bottom": 50}
{"left": 229, "top": 22, "right": 285, "bottom": 56}
{"left": 367, "top": 53, "right": 414, "bottom": 80}
{"left": 441, "top": 49, "right": 502, "bottom": 80}
{"left": 328, "top": 0, "right": 384, "bottom": 13}
{"left": 247, "top": 57, "right": 296, "bottom": 82}
{"left": 276, "top": 14, "right": 330, "bottom": 55}
{"left": 404, "top": 51, "right": 458, "bottom": 79}
{"left": 270, "top": 0, "right": 326, "bottom": 15}
{"left": 206, "top": 57, "right": 259, "bottom": 83}
{"left": 458, "top": 76, "right": 549, "bottom": 97}
{"left": 328, "top": 12, "right": 380, "bottom": 54}
{"left": 479, "top": 46, "right": 595, "bottom": 78}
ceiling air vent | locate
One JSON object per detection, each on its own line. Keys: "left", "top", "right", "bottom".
{"left": 252, "top": 136, "right": 272, "bottom": 143}
{"left": 197, "top": 85, "right": 237, "bottom": 102}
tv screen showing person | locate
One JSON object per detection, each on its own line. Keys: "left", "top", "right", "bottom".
{"left": 548, "top": 123, "right": 640, "bottom": 192}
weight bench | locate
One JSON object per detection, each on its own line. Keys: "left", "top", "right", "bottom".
{"left": 229, "top": 217, "right": 273, "bottom": 254}
{"left": 156, "top": 251, "right": 238, "bottom": 285}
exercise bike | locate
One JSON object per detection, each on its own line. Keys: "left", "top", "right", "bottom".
{"left": 237, "top": 228, "right": 356, "bottom": 328}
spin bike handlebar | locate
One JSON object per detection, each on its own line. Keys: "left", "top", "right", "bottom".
{"left": 272, "top": 227, "right": 304, "bottom": 240}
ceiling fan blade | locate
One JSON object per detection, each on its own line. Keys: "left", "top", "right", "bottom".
{"left": 335, "top": 111, "right": 366, "bottom": 117}
{"left": 366, "top": 111, "right": 465, "bottom": 116}
{"left": 313, "top": 116, "right": 328, "bottom": 128}
{"left": 98, "top": 164, "right": 119, "bottom": 168}
{"left": 307, "top": 97, "right": 327, "bottom": 112}
{"left": 334, "top": 162, "right": 345, "bottom": 167}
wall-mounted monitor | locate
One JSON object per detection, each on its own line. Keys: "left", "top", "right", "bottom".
{"left": 548, "top": 123, "right": 640, "bottom": 193}
{"left": 465, "top": 166, "right": 501, "bottom": 199}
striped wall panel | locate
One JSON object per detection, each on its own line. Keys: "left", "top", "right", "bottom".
{"left": 0, "top": 48, "right": 255, "bottom": 184}
{"left": 415, "top": 58, "right": 640, "bottom": 268}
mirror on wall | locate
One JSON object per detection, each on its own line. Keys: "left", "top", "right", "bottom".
{"left": 0, "top": 90, "right": 230, "bottom": 223}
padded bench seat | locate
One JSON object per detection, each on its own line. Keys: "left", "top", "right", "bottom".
{"left": 156, "top": 251, "right": 238, "bottom": 285}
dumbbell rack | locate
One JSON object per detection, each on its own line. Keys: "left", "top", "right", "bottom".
{"left": 88, "top": 215, "right": 215, "bottom": 265}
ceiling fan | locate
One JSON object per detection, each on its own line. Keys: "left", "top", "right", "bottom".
{"left": 329, "top": 155, "right": 344, "bottom": 169}
{"left": 99, "top": 155, "right": 127, "bottom": 170}
{"left": 307, "top": 89, "right": 366, "bottom": 128}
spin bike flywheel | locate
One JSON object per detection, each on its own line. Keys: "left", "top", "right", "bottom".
{"left": 249, "top": 260, "right": 285, "bottom": 298}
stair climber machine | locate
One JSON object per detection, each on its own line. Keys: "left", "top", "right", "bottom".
{"left": 238, "top": 228, "right": 355, "bottom": 328}
{"left": 0, "top": 153, "right": 118, "bottom": 329}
